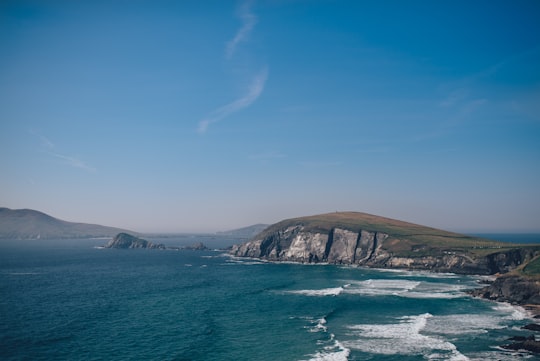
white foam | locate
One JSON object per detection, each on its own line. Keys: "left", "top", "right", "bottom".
{"left": 305, "top": 317, "right": 328, "bottom": 333}
{"left": 302, "top": 338, "right": 351, "bottom": 361}
{"left": 424, "top": 314, "right": 504, "bottom": 335}
{"left": 343, "top": 279, "right": 420, "bottom": 296}
{"left": 345, "top": 314, "right": 468, "bottom": 360}
{"left": 374, "top": 268, "right": 460, "bottom": 279}
{"left": 339, "top": 278, "right": 469, "bottom": 299}
{"left": 492, "top": 303, "right": 530, "bottom": 321}
{"left": 288, "top": 287, "right": 345, "bottom": 297}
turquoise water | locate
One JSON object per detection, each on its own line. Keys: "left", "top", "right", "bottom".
{"left": 0, "top": 238, "right": 538, "bottom": 360}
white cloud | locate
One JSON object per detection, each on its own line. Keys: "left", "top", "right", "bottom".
{"left": 225, "top": 0, "right": 257, "bottom": 58}
{"left": 198, "top": 67, "right": 268, "bottom": 133}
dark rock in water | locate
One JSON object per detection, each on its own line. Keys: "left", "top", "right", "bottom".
{"left": 183, "top": 242, "right": 208, "bottom": 251}
{"left": 502, "top": 334, "right": 540, "bottom": 354}
{"left": 104, "top": 233, "right": 166, "bottom": 249}
{"left": 523, "top": 323, "right": 540, "bottom": 332}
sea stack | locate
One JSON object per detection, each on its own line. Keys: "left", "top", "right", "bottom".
{"left": 104, "top": 233, "right": 166, "bottom": 249}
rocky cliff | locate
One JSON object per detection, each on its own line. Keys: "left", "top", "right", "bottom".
{"left": 104, "top": 233, "right": 166, "bottom": 249}
{"left": 230, "top": 212, "right": 540, "bottom": 275}
{"left": 469, "top": 275, "right": 540, "bottom": 305}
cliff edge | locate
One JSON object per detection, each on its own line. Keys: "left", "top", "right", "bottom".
{"left": 230, "top": 212, "right": 540, "bottom": 275}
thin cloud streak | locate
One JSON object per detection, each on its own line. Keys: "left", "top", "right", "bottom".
{"left": 30, "top": 130, "right": 96, "bottom": 172}
{"left": 225, "top": 0, "right": 257, "bottom": 58}
{"left": 49, "top": 152, "right": 96, "bottom": 173}
{"left": 198, "top": 67, "right": 268, "bottom": 133}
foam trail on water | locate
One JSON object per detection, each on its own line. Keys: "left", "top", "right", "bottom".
{"left": 287, "top": 287, "right": 345, "bottom": 297}
{"left": 345, "top": 313, "right": 469, "bottom": 360}
{"left": 492, "top": 303, "right": 530, "bottom": 321}
{"left": 302, "top": 335, "right": 351, "bottom": 361}
{"left": 343, "top": 279, "right": 420, "bottom": 296}
{"left": 341, "top": 278, "right": 469, "bottom": 299}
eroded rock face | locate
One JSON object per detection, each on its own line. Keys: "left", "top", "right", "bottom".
{"left": 230, "top": 226, "right": 537, "bottom": 275}
{"left": 230, "top": 226, "right": 389, "bottom": 265}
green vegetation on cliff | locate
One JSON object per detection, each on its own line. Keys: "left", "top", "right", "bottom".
{"left": 257, "top": 211, "right": 534, "bottom": 258}
{"left": 240, "top": 212, "right": 540, "bottom": 274}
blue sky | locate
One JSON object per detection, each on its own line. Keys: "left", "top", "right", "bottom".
{"left": 1, "top": 0, "right": 539, "bottom": 233}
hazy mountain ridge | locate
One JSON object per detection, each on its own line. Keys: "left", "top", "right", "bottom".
{"left": 0, "top": 207, "right": 135, "bottom": 239}
{"left": 217, "top": 224, "right": 269, "bottom": 238}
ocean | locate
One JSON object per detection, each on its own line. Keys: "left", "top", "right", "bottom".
{"left": 1, "top": 236, "right": 539, "bottom": 361}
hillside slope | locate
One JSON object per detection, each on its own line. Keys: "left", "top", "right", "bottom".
{"left": 231, "top": 212, "right": 540, "bottom": 275}
{"left": 0, "top": 207, "right": 134, "bottom": 239}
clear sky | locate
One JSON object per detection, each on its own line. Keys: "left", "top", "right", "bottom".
{"left": 1, "top": 0, "right": 539, "bottom": 233}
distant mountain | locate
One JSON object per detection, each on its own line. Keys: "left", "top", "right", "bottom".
{"left": 218, "top": 224, "right": 269, "bottom": 238}
{"left": 0, "top": 207, "right": 135, "bottom": 239}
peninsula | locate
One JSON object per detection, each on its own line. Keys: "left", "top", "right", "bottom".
{"left": 231, "top": 212, "right": 540, "bottom": 352}
{"left": 231, "top": 212, "right": 540, "bottom": 275}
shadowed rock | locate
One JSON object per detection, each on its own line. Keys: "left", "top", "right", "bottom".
{"left": 104, "top": 233, "right": 166, "bottom": 249}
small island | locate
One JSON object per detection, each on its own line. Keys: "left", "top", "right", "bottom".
{"left": 104, "top": 233, "right": 166, "bottom": 249}
{"left": 103, "top": 233, "right": 209, "bottom": 251}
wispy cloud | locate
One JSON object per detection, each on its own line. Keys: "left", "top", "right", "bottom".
{"left": 225, "top": 0, "right": 257, "bottom": 58}
{"left": 30, "top": 129, "right": 96, "bottom": 172}
{"left": 198, "top": 67, "right": 268, "bottom": 133}
{"left": 49, "top": 152, "right": 96, "bottom": 173}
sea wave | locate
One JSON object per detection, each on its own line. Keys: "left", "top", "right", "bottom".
{"left": 283, "top": 278, "right": 470, "bottom": 299}
{"left": 423, "top": 314, "right": 505, "bottom": 335}
{"left": 302, "top": 337, "right": 350, "bottom": 361}
{"left": 345, "top": 313, "right": 468, "bottom": 360}
{"left": 491, "top": 302, "right": 530, "bottom": 321}
{"left": 287, "top": 287, "right": 345, "bottom": 297}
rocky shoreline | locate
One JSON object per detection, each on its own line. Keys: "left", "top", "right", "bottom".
{"left": 469, "top": 275, "right": 540, "bottom": 354}
{"left": 468, "top": 275, "right": 540, "bottom": 312}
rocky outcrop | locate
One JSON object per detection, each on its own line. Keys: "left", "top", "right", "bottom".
{"left": 503, "top": 335, "right": 540, "bottom": 354}
{"left": 183, "top": 242, "right": 209, "bottom": 251}
{"left": 231, "top": 225, "right": 539, "bottom": 275}
{"left": 104, "top": 233, "right": 166, "bottom": 249}
{"left": 469, "top": 275, "right": 540, "bottom": 305}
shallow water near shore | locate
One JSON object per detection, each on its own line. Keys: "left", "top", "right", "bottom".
{"left": 1, "top": 237, "right": 538, "bottom": 360}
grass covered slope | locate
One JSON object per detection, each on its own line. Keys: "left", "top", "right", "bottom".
{"left": 241, "top": 212, "right": 540, "bottom": 274}
{"left": 257, "top": 211, "right": 523, "bottom": 257}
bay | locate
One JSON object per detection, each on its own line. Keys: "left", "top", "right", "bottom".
{"left": 0, "top": 237, "right": 537, "bottom": 360}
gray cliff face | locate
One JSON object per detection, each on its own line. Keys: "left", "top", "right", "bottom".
{"left": 230, "top": 226, "right": 537, "bottom": 275}
{"left": 231, "top": 226, "right": 390, "bottom": 265}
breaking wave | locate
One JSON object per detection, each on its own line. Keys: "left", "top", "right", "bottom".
{"left": 344, "top": 313, "right": 469, "bottom": 360}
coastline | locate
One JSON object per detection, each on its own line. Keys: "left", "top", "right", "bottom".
{"left": 230, "top": 252, "right": 540, "bottom": 354}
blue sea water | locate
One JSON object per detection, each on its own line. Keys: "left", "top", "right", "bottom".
{"left": 1, "top": 236, "right": 539, "bottom": 361}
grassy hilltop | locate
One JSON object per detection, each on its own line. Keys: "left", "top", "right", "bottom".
{"left": 255, "top": 211, "right": 540, "bottom": 273}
